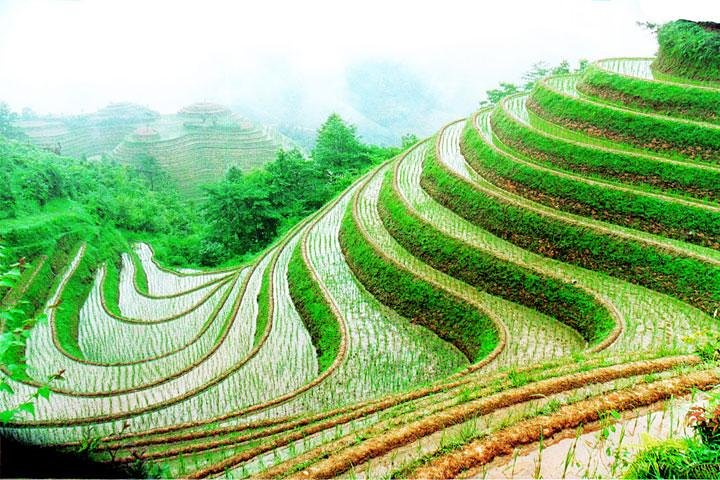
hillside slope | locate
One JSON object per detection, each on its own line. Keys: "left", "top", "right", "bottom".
{"left": 16, "top": 102, "right": 297, "bottom": 199}
{"left": 2, "top": 48, "right": 720, "bottom": 478}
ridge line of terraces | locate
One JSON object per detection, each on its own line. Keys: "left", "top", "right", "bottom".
{"left": 432, "top": 120, "right": 712, "bottom": 353}
{"left": 499, "top": 96, "right": 720, "bottom": 210}
{"left": 13, "top": 177, "right": 373, "bottom": 437}
{"left": 468, "top": 109, "right": 720, "bottom": 268}
{"left": 593, "top": 57, "right": 720, "bottom": 92}
{"left": 288, "top": 355, "right": 701, "bottom": 479}
{"left": 1, "top": 255, "right": 269, "bottom": 428}
{"left": 395, "top": 134, "right": 621, "bottom": 352}
{"left": 542, "top": 74, "right": 720, "bottom": 130}
{"left": 349, "top": 162, "right": 507, "bottom": 366}
{"left": 98, "top": 266, "right": 235, "bottom": 325}
{"left": 500, "top": 93, "right": 720, "bottom": 178}
{"left": 17, "top": 272, "right": 246, "bottom": 396}
{"left": 99, "top": 352, "right": 650, "bottom": 453}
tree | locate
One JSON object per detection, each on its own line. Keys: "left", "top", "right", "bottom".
{"left": 0, "top": 102, "right": 25, "bottom": 140}
{"left": 482, "top": 82, "right": 521, "bottom": 107}
{"left": 132, "top": 153, "right": 165, "bottom": 190}
{"left": 266, "top": 149, "right": 325, "bottom": 217}
{"left": 401, "top": 133, "right": 419, "bottom": 149}
{"left": 480, "top": 60, "right": 589, "bottom": 107}
{"left": 636, "top": 21, "right": 660, "bottom": 34}
{"left": 203, "top": 170, "right": 280, "bottom": 253}
{"left": 21, "top": 107, "right": 37, "bottom": 120}
{"left": 311, "top": 114, "right": 369, "bottom": 171}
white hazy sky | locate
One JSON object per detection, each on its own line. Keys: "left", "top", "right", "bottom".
{"left": 0, "top": 0, "right": 718, "bottom": 121}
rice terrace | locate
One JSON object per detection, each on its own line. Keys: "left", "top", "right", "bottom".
{"left": 1, "top": 4, "right": 720, "bottom": 479}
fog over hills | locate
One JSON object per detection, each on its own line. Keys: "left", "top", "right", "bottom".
{"left": 0, "top": 0, "right": 716, "bottom": 146}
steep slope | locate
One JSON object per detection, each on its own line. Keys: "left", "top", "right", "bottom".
{"left": 2, "top": 47, "right": 720, "bottom": 479}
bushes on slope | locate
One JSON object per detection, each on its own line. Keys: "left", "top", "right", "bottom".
{"left": 339, "top": 193, "right": 498, "bottom": 362}
{"left": 421, "top": 130, "right": 720, "bottom": 316}
{"left": 491, "top": 105, "right": 720, "bottom": 201}
{"left": 378, "top": 170, "right": 613, "bottom": 345}
{"left": 653, "top": 20, "right": 720, "bottom": 82}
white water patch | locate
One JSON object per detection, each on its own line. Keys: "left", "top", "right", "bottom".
{"left": 118, "top": 253, "right": 228, "bottom": 321}
{"left": 78, "top": 266, "right": 232, "bottom": 362}
{"left": 134, "top": 243, "right": 231, "bottom": 296}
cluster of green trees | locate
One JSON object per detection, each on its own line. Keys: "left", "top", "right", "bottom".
{"left": 479, "top": 60, "right": 589, "bottom": 107}
{"left": 185, "top": 114, "right": 408, "bottom": 265}
{"left": 0, "top": 139, "right": 194, "bottom": 237}
{"left": 1, "top": 105, "right": 408, "bottom": 267}
{"left": 0, "top": 102, "right": 26, "bottom": 141}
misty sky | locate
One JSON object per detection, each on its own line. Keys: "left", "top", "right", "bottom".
{"left": 0, "top": 0, "right": 718, "bottom": 136}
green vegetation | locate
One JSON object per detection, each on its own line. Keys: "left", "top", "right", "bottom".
{"left": 480, "top": 60, "right": 589, "bottom": 107}
{"left": 0, "top": 245, "right": 63, "bottom": 423}
{"left": 480, "top": 110, "right": 720, "bottom": 247}
{"left": 53, "top": 230, "right": 127, "bottom": 358}
{"left": 491, "top": 102, "right": 720, "bottom": 200}
{"left": 5, "top": 17, "right": 720, "bottom": 480}
{"left": 253, "top": 262, "right": 272, "bottom": 348}
{"left": 339, "top": 193, "right": 498, "bottom": 361}
{"left": 0, "top": 103, "right": 26, "bottom": 141}
{"left": 579, "top": 62, "right": 720, "bottom": 122}
{"left": 286, "top": 243, "right": 341, "bottom": 373}
{"left": 0, "top": 110, "right": 401, "bottom": 268}
{"left": 625, "top": 437, "right": 720, "bottom": 479}
{"left": 377, "top": 169, "right": 613, "bottom": 344}
{"left": 530, "top": 79, "right": 720, "bottom": 161}
{"left": 654, "top": 20, "right": 720, "bottom": 82}
{"left": 0, "top": 138, "right": 195, "bottom": 259}
{"left": 426, "top": 132, "right": 720, "bottom": 315}
{"left": 199, "top": 114, "right": 400, "bottom": 265}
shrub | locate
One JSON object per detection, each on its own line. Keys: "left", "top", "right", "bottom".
{"left": 654, "top": 20, "right": 720, "bottom": 81}
{"left": 625, "top": 437, "right": 720, "bottom": 479}
{"left": 687, "top": 397, "right": 720, "bottom": 447}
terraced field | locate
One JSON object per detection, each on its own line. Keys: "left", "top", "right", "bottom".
{"left": 109, "top": 110, "right": 295, "bottom": 199}
{"left": 15, "top": 102, "right": 297, "bottom": 199}
{"left": 2, "top": 55, "right": 720, "bottom": 478}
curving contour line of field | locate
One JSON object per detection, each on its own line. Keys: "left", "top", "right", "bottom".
{"left": 2, "top": 55, "right": 720, "bottom": 479}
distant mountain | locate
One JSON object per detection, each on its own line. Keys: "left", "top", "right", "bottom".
{"left": 345, "top": 60, "right": 453, "bottom": 140}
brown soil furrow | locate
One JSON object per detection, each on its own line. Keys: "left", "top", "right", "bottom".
{"left": 286, "top": 356, "right": 697, "bottom": 479}
{"left": 107, "top": 352, "right": 641, "bottom": 456}
{"left": 410, "top": 369, "right": 719, "bottom": 479}
{"left": 254, "top": 359, "right": 668, "bottom": 480}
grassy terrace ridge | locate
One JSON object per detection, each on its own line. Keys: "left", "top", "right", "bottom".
{"left": 579, "top": 60, "right": 720, "bottom": 122}
{"left": 480, "top": 105, "right": 720, "bottom": 249}
{"left": 493, "top": 94, "right": 720, "bottom": 202}
{"left": 530, "top": 75, "right": 720, "bottom": 162}
{"left": 425, "top": 121, "right": 711, "bottom": 351}
{"left": 287, "top": 224, "right": 341, "bottom": 373}
{"left": 378, "top": 156, "right": 613, "bottom": 345}
{"left": 339, "top": 166, "right": 499, "bottom": 362}
{"left": 5, "top": 26, "right": 720, "bottom": 478}
{"left": 452, "top": 113, "right": 720, "bottom": 315}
